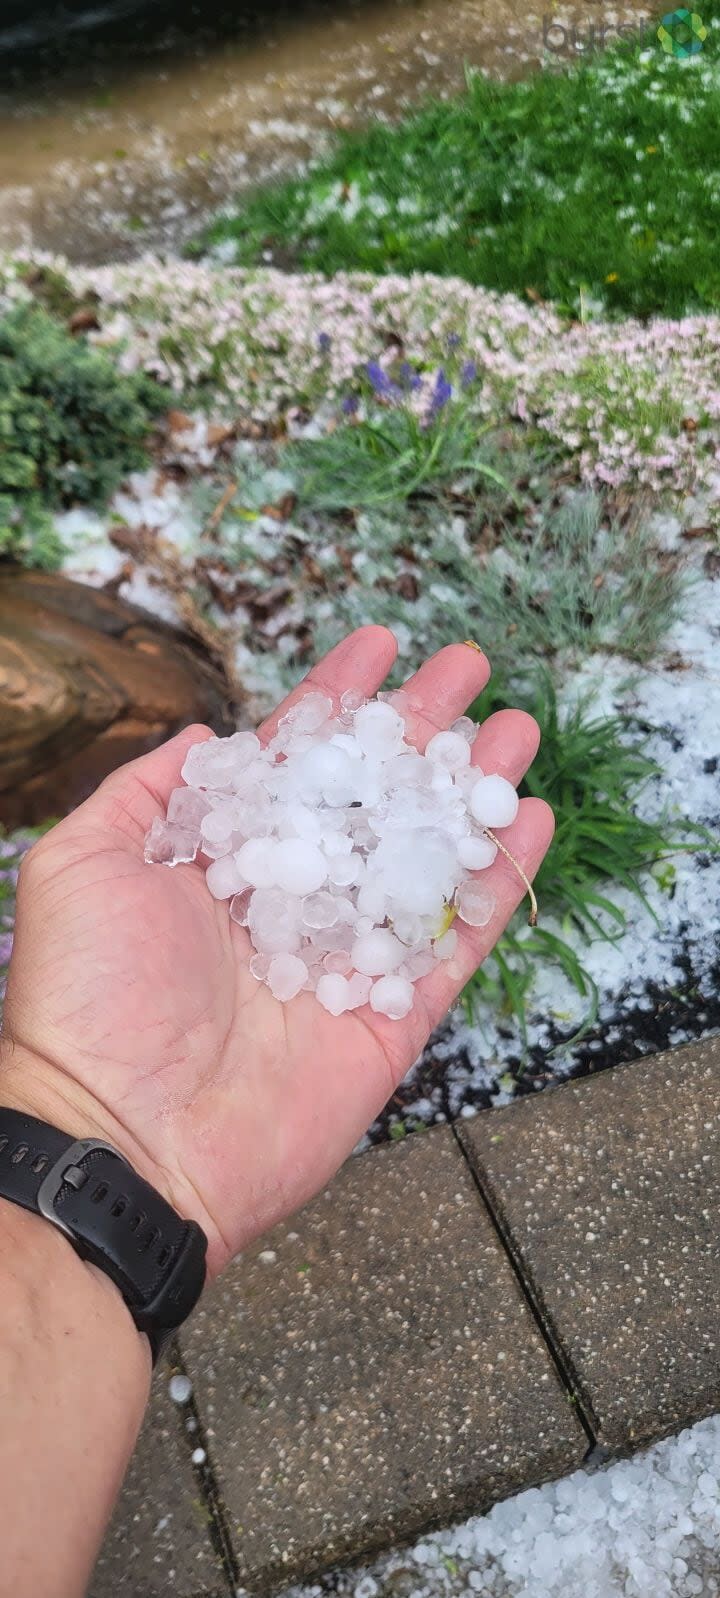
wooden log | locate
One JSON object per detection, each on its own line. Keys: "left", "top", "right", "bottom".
{"left": 0, "top": 566, "right": 235, "bottom": 827}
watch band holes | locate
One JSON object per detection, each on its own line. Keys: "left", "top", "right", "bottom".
{"left": 129, "top": 1212, "right": 145, "bottom": 1234}
{"left": 157, "top": 1245, "right": 171, "bottom": 1269}
{"left": 92, "top": 1181, "right": 109, "bottom": 1203}
{"left": 110, "top": 1196, "right": 127, "bottom": 1219}
{"left": 0, "top": 1137, "right": 8, "bottom": 1155}
{"left": 31, "top": 1154, "right": 48, "bottom": 1175}
{"left": 10, "top": 1144, "right": 28, "bottom": 1166}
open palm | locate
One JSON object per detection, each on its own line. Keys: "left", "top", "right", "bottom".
{"left": 1, "top": 628, "right": 553, "bottom": 1278}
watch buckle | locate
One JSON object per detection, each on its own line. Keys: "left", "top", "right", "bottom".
{"left": 37, "top": 1138, "right": 123, "bottom": 1238}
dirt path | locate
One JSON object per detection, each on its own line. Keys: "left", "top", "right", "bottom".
{"left": 0, "top": 0, "right": 651, "bottom": 262}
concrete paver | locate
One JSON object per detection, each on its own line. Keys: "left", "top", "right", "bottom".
{"left": 180, "top": 1127, "right": 587, "bottom": 1590}
{"left": 461, "top": 1037, "right": 720, "bottom": 1450}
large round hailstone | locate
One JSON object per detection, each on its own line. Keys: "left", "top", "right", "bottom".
{"left": 457, "top": 834, "right": 498, "bottom": 871}
{"left": 205, "top": 855, "right": 247, "bottom": 900}
{"left": 369, "top": 975, "right": 414, "bottom": 1020}
{"left": 469, "top": 774, "right": 519, "bottom": 830}
{"left": 288, "top": 692, "right": 333, "bottom": 733}
{"left": 273, "top": 838, "right": 328, "bottom": 895}
{"left": 328, "top": 853, "right": 364, "bottom": 888}
{"left": 425, "top": 730, "right": 471, "bottom": 773}
{"left": 236, "top": 837, "right": 278, "bottom": 888}
{"left": 299, "top": 743, "right": 353, "bottom": 796}
{"left": 376, "top": 829, "right": 455, "bottom": 916}
{"left": 353, "top": 701, "right": 405, "bottom": 759}
{"left": 351, "top": 928, "right": 406, "bottom": 976}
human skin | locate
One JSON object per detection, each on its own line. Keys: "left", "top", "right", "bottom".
{"left": 0, "top": 627, "right": 554, "bottom": 1597}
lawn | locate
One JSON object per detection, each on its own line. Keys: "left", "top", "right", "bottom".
{"left": 199, "top": 12, "right": 720, "bottom": 320}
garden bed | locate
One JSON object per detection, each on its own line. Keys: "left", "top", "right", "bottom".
{"left": 0, "top": 254, "right": 718, "bottom": 1126}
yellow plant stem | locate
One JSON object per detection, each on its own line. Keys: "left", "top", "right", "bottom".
{"left": 484, "top": 828, "right": 539, "bottom": 927}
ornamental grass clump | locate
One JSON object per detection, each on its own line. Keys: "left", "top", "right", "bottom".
{"left": 284, "top": 354, "right": 510, "bottom": 510}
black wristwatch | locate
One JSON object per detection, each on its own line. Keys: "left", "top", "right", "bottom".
{"left": 0, "top": 1108, "right": 207, "bottom": 1363}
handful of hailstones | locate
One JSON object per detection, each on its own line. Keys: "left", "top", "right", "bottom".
{"left": 144, "top": 689, "right": 531, "bottom": 1021}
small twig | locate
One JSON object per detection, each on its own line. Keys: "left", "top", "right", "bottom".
{"left": 484, "top": 827, "right": 539, "bottom": 926}
{"left": 202, "top": 481, "right": 237, "bottom": 541}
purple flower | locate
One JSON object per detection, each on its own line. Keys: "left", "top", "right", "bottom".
{"left": 317, "top": 332, "right": 332, "bottom": 353}
{"left": 460, "top": 359, "right": 478, "bottom": 388}
{"left": 398, "top": 362, "right": 422, "bottom": 392}
{"left": 342, "top": 393, "right": 359, "bottom": 415}
{"left": 366, "top": 360, "right": 399, "bottom": 400}
{"left": 427, "top": 367, "right": 453, "bottom": 421}
{"left": 446, "top": 332, "right": 462, "bottom": 350}
{"left": 0, "top": 932, "right": 13, "bottom": 967}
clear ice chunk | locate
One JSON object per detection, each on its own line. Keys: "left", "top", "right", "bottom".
{"left": 167, "top": 786, "right": 211, "bottom": 829}
{"left": 144, "top": 816, "right": 198, "bottom": 867}
{"left": 316, "top": 973, "right": 351, "bottom": 1015}
{"left": 301, "top": 891, "right": 339, "bottom": 930}
{"left": 229, "top": 888, "right": 253, "bottom": 927}
{"left": 267, "top": 953, "right": 308, "bottom": 1002}
{"left": 456, "top": 881, "right": 497, "bottom": 928}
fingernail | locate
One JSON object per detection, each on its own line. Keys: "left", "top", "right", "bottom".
{"left": 462, "top": 639, "right": 484, "bottom": 654}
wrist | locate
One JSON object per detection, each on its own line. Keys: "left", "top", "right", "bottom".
{"left": 0, "top": 1037, "right": 175, "bottom": 1205}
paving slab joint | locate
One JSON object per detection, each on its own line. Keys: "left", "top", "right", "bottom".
{"left": 453, "top": 1122, "right": 599, "bottom": 1452}
{"left": 168, "top": 1339, "right": 241, "bottom": 1596}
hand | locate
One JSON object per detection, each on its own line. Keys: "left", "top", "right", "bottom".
{"left": 0, "top": 628, "right": 553, "bottom": 1278}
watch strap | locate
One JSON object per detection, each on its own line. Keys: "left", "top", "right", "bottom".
{"left": 0, "top": 1108, "right": 207, "bottom": 1362}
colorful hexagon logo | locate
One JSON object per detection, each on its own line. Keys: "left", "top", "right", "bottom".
{"left": 657, "top": 8, "right": 707, "bottom": 55}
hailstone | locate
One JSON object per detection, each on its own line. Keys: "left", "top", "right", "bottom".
{"left": 146, "top": 682, "right": 526, "bottom": 1020}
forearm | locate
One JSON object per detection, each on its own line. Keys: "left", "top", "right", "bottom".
{"left": 0, "top": 1198, "right": 151, "bottom": 1598}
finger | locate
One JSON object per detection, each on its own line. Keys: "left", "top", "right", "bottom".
{"left": 257, "top": 626, "right": 398, "bottom": 743}
{"left": 394, "top": 642, "right": 491, "bottom": 749}
{"left": 470, "top": 708, "right": 540, "bottom": 781}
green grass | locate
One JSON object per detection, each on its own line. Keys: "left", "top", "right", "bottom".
{"left": 199, "top": 15, "right": 720, "bottom": 319}
{"left": 462, "top": 674, "right": 707, "bottom": 1045}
